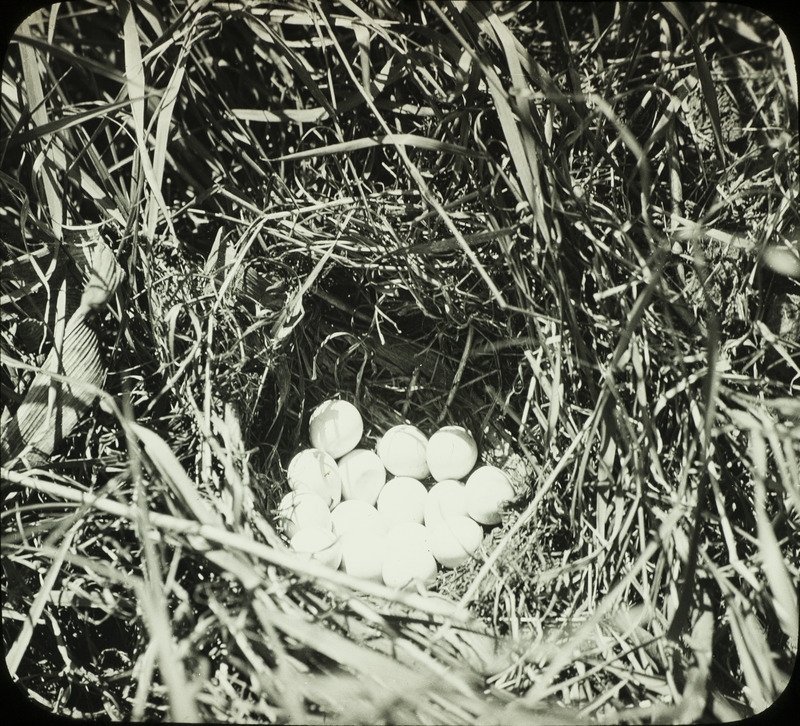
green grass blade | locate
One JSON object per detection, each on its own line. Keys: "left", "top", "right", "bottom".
{"left": 7, "top": 97, "right": 138, "bottom": 147}
{"left": 16, "top": 15, "right": 63, "bottom": 236}
{"left": 147, "top": 62, "right": 186, "bottom": 235}
{"left": 118, "top": 0, "right": 174, "bottom": 240}
{"left": 271, "top": 133, "right": 488, "bottom": 162}
{"left": 659, "top": 2, "right": 727, "bottom": 165}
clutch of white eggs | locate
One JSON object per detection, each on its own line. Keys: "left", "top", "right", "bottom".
{"left": 279, "top": 399, "right": 516, "bottom": 591}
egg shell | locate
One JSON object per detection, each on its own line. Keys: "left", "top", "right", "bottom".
{"left": 426, "top": 425, "right": 478, "bottom": 481}
{"left": 423, "top": 479, "right": 469, "bottom": 528}
{"left": 382, "top": 547, "right": 438, "bottom": 590}
{"left": 465, "top": 465, "right": 515, "bottom": 525}
{"left": 309, "top": 399, "right": 364, "bottom": 459}
{"left": 385, "top": 521, "right": 431, "bottom": 554}
{"left": 287, "top": 448, "right": 342, "bottom": 508}
{"left": 276, "top": 490, "right": 333, "bottom": 538}
{"left": 290, "top": 526, "right": 342, "bottom": 569}
{"left": 376, "top": 425, "right": 430, "bottom": 479}
{"left": 339, "top": 532, "right": 387, "bottom": 582}
{"left": 377, "top": 476, "right": 428, "bottom": 528}
{"left": 428, "top": 516, "right": 483, "bottom": 568}
{"left": 338, "top": 449, "right": 387, "bottom": 505}
{"left": 331, "top": 500, "right": 387, "bottom": 539}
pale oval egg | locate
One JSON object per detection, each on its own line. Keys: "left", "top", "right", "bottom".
{"left": 287, "top": 448, "right": 342, "bottom": 508}
{"left": 426, "top": 425, "right": 478, "bottom": 481}
{"left": 376, "top": 476, "right": 428, "bottom": 528}
{"left": 331, "top": 500, "right": 387, "bottom": 539}
{"left": 428, "top": 516, "right": 483, "bottom": 568}
{"left": 381, "top": 547, "right": 438, "bottom": 590}
{"left": 276, "top": 490, "right": 333, "bottom": 538}
{"left": 337, "top": 449, "right": 387, "bottom": 505}
{"left": 385, "top": 521, "right": 431, "bottom": 554}
{"left": 339, "top": 531, "right": 387, "bottom": 582}
{"left": 465, "top": 465, "right": 515, "bottom": 525}
{"left": 376, "top": 424, "right": 430, "bottom": 479}
{"left": 423, "top": 478, "right": 469, "bottom": 528}
{"left": 290, "top": 526, "right": 342, "bottom": 569}
{"left": 309, "top": 399, "right": 364, "bottom": 459}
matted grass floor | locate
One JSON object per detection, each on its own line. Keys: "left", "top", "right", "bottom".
{"left": 2, "top": 2, "right": 798, "bottom": 723}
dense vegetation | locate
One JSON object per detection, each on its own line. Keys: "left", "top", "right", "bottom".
{"left": 2, "top": 2, "right": 798, "bottom": 722}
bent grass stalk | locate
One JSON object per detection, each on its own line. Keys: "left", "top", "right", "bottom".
{"left": 2, "top": 467, "right": 471, "bottom": 622}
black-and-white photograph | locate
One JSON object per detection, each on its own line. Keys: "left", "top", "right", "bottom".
{"left": 2, "top": 1, "right": 798, "bottom": 722}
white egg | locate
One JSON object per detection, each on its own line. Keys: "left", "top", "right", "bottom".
{"left": 290, "top": 526, "right": 342, "bottom": 569}
{"left": 276, "top": 490, "right": 333, "bottom": 538}
{"left": 465, "top": 465, "right": 515, "bottom": 525}
{"left": 337, "top": 449, "right": 387, "bottom": 505}
{"left": 428, "top": 516, "right": 483, "bottom": 568}
{"left": 376, "top": 424, "right": 430, "bottom": 479}
{"left": 423, "top": 478, "right": 469, "bottom": 528}
{"left": 382, "top": 547, "right": 438, "bottom": 590}
{"left": 339, "top": 531, "right": 387, "bottom": 582}
{"left": 426, "top": 425, "right": 478, "bottom": 481}
{"left": 309, "top": 399, "right": 364, "bottom": 459}
{"left": 331, "top": 500, "right": 387, "bottom": 539}
{"left": 376, "top": 476, "right": 428, "bottom": 528}
{"left": 385, "top": 521, "right": 431, "bottom": 554}
{"left": 287, "top": 448, "right": 342, "bottom": 508}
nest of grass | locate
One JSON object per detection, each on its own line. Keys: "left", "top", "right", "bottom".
{"left": 2, "top": 2, "right": 798, "bottom": 723}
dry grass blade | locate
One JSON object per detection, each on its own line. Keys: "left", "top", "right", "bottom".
{"left": 659, "top": 2, "right": 727, "bottom": 166}
{"left": 750, "top": 430, "right": 799, "bottom": 646}
{"left": 2, "top": 468, "right": 470, "bottom": 621}
{"left": 523, "top": 506, "right": 685, "bottom": 705}
{"left": 5, "top": 523, "right": 78, "bottom": 676}
{"left": 726, "top": 597, "right": 790, "bottom": 713}
{"left": 262, "top": 605, "right": 432, "bottom": 691}
{"left": 459, "top": 417, "right": 592, "bottom": 608}
{"left": 134, "top": 576, "right": 200, "bottom": 722}
{"left": 126, "top": 423, "right": 266, "bottom": 590}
